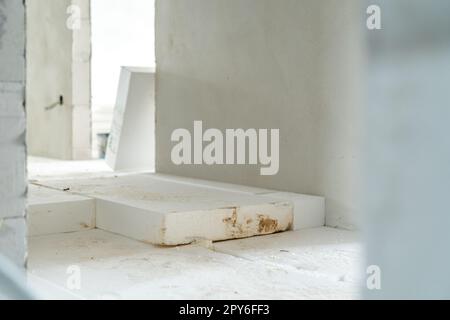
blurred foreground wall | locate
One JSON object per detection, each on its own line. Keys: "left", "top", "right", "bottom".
{"left": 364, "top": 0, "right": 450, "bottom": 299}
{"left": 0, "top": 0, "right": 27, "bottom": 269}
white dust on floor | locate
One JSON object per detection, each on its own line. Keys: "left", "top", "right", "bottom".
{"left": 28, "top": 228, "right": 363, "bottom": 300}
{"left": 28, "top": 157, "right": 114, "bottom": 181}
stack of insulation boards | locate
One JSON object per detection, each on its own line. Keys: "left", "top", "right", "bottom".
{"left": 28, "top": 174, "right": 324, "bottom": 245}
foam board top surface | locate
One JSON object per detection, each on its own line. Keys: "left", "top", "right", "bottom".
{"left": 28, "top": 184, "right": 93, "bottom": 206}
{"left": 37, "top": 174, "right": 290, "bottom": 213}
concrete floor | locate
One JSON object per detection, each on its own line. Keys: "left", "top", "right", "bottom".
{"left": 28, "top": 227, "right": 362, "bottom": 300}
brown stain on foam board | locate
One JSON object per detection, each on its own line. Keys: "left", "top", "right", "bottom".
{"left": 222, "top": 208, "right": 281, "bottom": 238}
{"left": 257, "top": 215, "right": 279, "bottom": 234}
{"left": 80, "top": 222, "right": 92, "bottom": 229}
{"left": 222, "top": 208, "right": 249, "bottom": 238}
{"left": 156, "top": 202, "right": 293, "bottom": 246}
{"left": 222, "top": 208, "right": 238, "bottom": 227}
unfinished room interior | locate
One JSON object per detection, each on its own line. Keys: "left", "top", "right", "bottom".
{"left": 1, "top": 0, "right": 450, "bottom": 302}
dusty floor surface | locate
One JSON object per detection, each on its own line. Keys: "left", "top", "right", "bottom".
{"left": 28, "top": 228, "right": 363, "bottom": 300}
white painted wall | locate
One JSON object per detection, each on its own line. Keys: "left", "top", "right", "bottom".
{"left": 0, "top": 0, "right": 27, "bottom": 269}
{"left": 26, "top": 0, "right": 73, "bottom": 160}
{"left": 155, "top": 0, "right": 363, "bottom": 229}
{"left": 26, "top": 0, "right": 91, "bottom": 160}
{"left": 91, "top": 0, "right": 155, "bottom": 157}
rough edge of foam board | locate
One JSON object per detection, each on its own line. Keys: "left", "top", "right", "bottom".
{"left": 260, "top": 192, "right": 325, "bottom": 230}
{"left": 96, "top": 198, "right": 293, "bottom": 246}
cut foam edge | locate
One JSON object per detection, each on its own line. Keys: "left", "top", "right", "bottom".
{"left": 96, "top": 199, "right": 293, "bottom": 246}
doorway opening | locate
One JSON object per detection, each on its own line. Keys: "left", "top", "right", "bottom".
{"left": 91, "top": 0, "right": 155, "bottom": 160}
{"left": 26, "top": 0, "right": 156, "bottom": 179}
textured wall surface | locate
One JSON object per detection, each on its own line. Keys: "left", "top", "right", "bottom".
{"left": 26, "top": 0, "right": 73, "bottom": 160}
{"left": 26, "top": 0, "right": 91, "bottom": 160}
{"left": 155, "top": 0, "right": 363, "bottom": 229}
{"left": 0, "top": 0, "right": 27, "bottom": 269}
